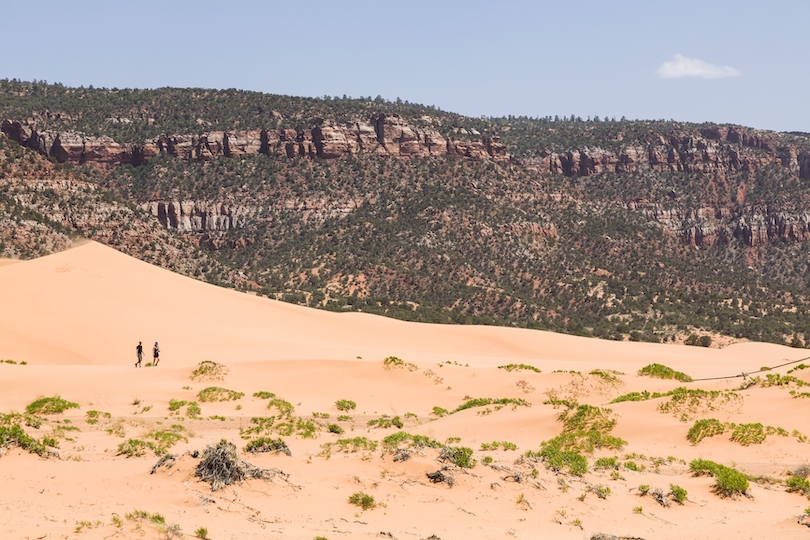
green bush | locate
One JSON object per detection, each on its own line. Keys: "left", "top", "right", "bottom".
{"left": 327, "top": 423, "right": 344, "bottom": 434}
{"left": 498, "top": 363, "right": 542, "bottom": 373}
{"left": 638, "top": 363, "right": 692, "bottom": 382}
{"left": 335, "top": 399, "right": 356, "bottom": 411}
{"left": 785, "top": 476, "right": 810, "bottom": 497}
{"left": 117, "top": 438, "right": 158, "bottom": 457}
{"left": 244, "top": 437, "right": 290, "bottom": 455}
{"left": 25, "top": 396, "right": 80, "bottom": 415}
{"left": 594, "top": 456, "right": 619, "bottom": 470}
{"left": 197, "top": 387, "right": 244, "bottom": 402}
{"left": 381, "top": 431, "right": 441, "bottom": 452}
{"left": 687, "top": 418, "right": 726, "bottom": 444}
{"left": 690, "top": 459, "right": 749, "bottom": 498}
{"left": 670, "top": 484, "right": 687, "bottom": 504}
{"left": 441, "top": 446, "right": 476, "bottom": 468}
{"left": 348, "top": 491, "right": 375, "bottom": 510}
{"left": 730, "top": 423, "right": 767, "bottom": 446}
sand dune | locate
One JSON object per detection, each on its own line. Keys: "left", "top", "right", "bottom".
{"left": 2, "top": 242, "right": 810, "bottom": 539}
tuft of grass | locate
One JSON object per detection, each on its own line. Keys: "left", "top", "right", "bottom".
{"left": 589, "top": 369, "right": 623, "bottom": 384}
{"left": 638, "top": 484, "right": 651, "bottom": 495}
{"left": 383, "top": 356, "right": 417, "bottom": 371}
{"left": 348, "top": 491, "right": 376, "bottom": 510}
{"left": 0, "top": 423, "right": 58, "bottom": 457}
{"left": 197, "top": 387, "right": 244, "bottom": 403}
{"left": 430, "top": 406, "right": 449, "bottom": 417}
{"left": 633, "top": 506, "right": 643, "bottom": 514}
{"left": 335, "top": 399, "right": 356, "bottom": 411}
{"left": 594, "top": 456, "right": 619, "bottom": 470}
{"left": 117, "top": 438, "right": 158, "bottom": 457}
{"left": 638, "top": 363, "right": 692, "bottom": 382}
{"left": 498, "top": 363, "right": 542, "bottom": 373}
{"left": 190, "top": 360, "right": 228, "bottom": 382}
{"left": 327, "top": 423, "right": 344, "bottom": 434}
{"left": 25, "top": 396, "right": 80, "bottom": 415}
{"left": 194, "top": 526, "right": 210, "bottom": 539}
{"left": 480, "top": 441, "right": 518, "bottom": 451}
{"left": 687, "top": 418, "right": 727, "bottom": 444}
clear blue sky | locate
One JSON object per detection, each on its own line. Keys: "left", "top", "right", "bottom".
{"left": 2, "top": 0, "right": 807, "bottom": 132}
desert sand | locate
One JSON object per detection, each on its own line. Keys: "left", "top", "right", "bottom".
{"left": 2, "top": 242, "right": 810, "bottom": 540}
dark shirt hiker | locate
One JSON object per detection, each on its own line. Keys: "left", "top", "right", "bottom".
{"left": 135, "top": 341, "right": 143, "bottom": 367}
{"left": 153, "top": 342, "right": 160, "bottom": 366}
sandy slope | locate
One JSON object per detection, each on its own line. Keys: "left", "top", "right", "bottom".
{"left": 1, "top": 242, "right": 810, "bottom": 540}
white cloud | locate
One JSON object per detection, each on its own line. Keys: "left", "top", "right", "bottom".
{"left": 657, "top": 54, "right": 741, "bottom": 79}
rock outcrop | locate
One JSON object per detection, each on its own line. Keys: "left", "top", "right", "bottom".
{"left": 627, "top": 199, "right": 810, "bottom": 247}
{"left": 525, "top": 129, "right": 810, "bottom": 180}
{"left": 1, "top": 115, "right": 510, "bottom": 167}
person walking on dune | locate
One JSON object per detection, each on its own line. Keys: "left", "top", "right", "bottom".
{"left": 153, "top": 341, "right": 160, "bottom": 366}
{"left": 135, "top": 341, "right": 143, "bottom": 368}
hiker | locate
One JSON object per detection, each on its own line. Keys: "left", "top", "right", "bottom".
{"left": 153, "top": 341, "right": 160, "bottom": 366}
{"left": 135, "top": 341, "right": 143, "bottom": 367}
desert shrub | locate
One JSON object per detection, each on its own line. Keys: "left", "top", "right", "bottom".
{"left": 588, "top": 484, "right": 611, "bottom": 499}
{"left": 337, "top": 415, "right": 352, "bottom": 422}
{"left": 239, "top": 416, "right": 275, "bottom": 438}
{"left": 670, "top": 484, "right": 687, "bottom": 504}
{"left": 383, "top": 356, "right": 417, "bottom": 371}
{"left": 267, "top": 397, "right": 294, "bottom": 417}
{"left": 367, "top": 415, "right": 403, "bottom": 429}
{"left": 197, "top": 387, "right": 244, "bottom": 403}
{"left": 480, "top": 441, "right": 517, "bottom": 451}
{"left": 623, "top": 461, "right": 644, "bottom": 472}
{"left": 117, "top": 438, "right": 158, "bottom": 457}
{"left": 189, "top": 360, "right": 228, "bottom": 382}
{"left": 381, "top": 431, "right": 441, "bottom": 452}
{"left": 594, "top": 456, "right": 619, "bottom": 470}
{"left": 348, "top": 491, "right": 376, "bottom": 510}
{"left": 687, "top": 418, "right": 726, "bottom": 444}
{"left": 331, "top": 437, "right": 377, "bottom": 453}
{"left": 527, "top": 444, "right": 588, "bottom": 476}
{"left": 144, "top": 427, "right": 188, "bottom": 452}
{"left": 610, "top": 390, "right": 669, "bottom": 403}
{"left": 439, "top": 446, "right": 476, "bottom": 468}
{"left": 589, "top": 369, "right": 622, "bottom": 384}
{"left": 25, "top": 396, "right": 80, "bottom": 415}
{"left": 335, "top": 399, "right": 356, "bottom": 411}
{"left": 0, "top": 423, "right": 57, "bottom": 457}
{"left": 452, "top": 397, "right": 530, "bottom": 414}
{"left": 786, "top": 476, "right": 810, "bottom": 498}
{"left": 689, "top": 459, "right": 749, "bottom": 497}
{"left": 85, "top": 410, "right": 111, "bottom": 425}
{"left": 498, "top": 363, "right": 542, "bottom": 373}
{"left": 431, "top": 406, "right": 449, "bottom": 417}
{"left": 327, "top": 423, "right": 344, "bottom": 434}
{"left": 658, "top": 387, "right": 739, "bottom": 419}
{"left": 730, "top": 423, "right": 767, "bottom": 446}
{"left": 194, "top": 439, "right": 280, "bottom": 491}
{"left": 186, "top": 402, "right": 202, "bottom": 418}
{"left": 244, "top": 437, "right": 291, "bottom": 455}
{"left": 253, "top": 391, "right": 276, "bottom": 399}
{"left": 294, "top": 417, "right": 319, "bottom": 438}
{"left": 638, "top": 484, "right": 651, "bottom": 495}
{"left": 168, "top": 399, "right": 187, "bottom": 412}
{"left": 638, "top": 363, "right": 692, "bottom": 382}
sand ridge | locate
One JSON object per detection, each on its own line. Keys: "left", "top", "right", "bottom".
{"left": 2, "top": 242, "right": 810, "bottom": 539}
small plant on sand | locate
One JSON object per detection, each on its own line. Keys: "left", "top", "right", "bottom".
{"left": 190, "top": 360, "right": 228, "bottom": 382}
{"left": 633, "top": 506, "right": 643, "bottom": 514}
{"left": 638, "top": 363, "right": 692, "bottom": 382}
{"left": 198, "top": 387, "right": 244, "bottom": 403}
{"left": 85, "top": 410, "right": 111, "bottom": 425}
{"left": 452, "top": 397, "right": 531, "bottom": 414}
{"left": 498, "top": 363, "right": 542, "bottom": 373}
{"left": 335, "top": 399, "right": 356, "bottom": 411}
{"left": 25, "top": 396, "right": 80, "bottom": 415}
{"left": 594, "top": 456, "right": 619, "bottom": 470}
{"left": 669, "top": 484, "right": 688, "bottom": 504}
{"left": 588, "top": 484, "right": 611, "bottom": 499}
{"left": 687, "top": 418, "right": 727, "bottom": 444}
{"left": 194, "top": 527, "right": 210, "bottom": 539}
{"left": 383, "top": 356, "right": 417, "bottom": 371}
{"left": 480, "top": 441, "right": 518, "bottom": 451}
{"left": 381, "top": 431, "right": 442, "bottom": 452}
{"left": 337, "top": 415, "right": 353, "bottom": 422}
{"left": 244, "top": 437, "right": 291, "bottom": 456}
{"left": 786, "top": 476, "right": 810, "bottom": 498}
{"left": 439, "top": 446, "right": 476, "bottom": 468}
{"left": 430, "top": 406, "right": 449, "bottom": 418}
{"left": 327, "top": 423, "right": 344, "bottom": 434}
{"left": 638, "top": 484, "right": 651, "bottom": 495}
{"left": 348, "top": 491, "right": 376, "bottom": 510}
{"left": 117, "top": 438, "right": 158, "bottom": 457}
{"left": 367, "top": 415, "right": 403, "bottom": 429}
{"left": 0, "top": 422, "right": 58, "bottom": 457}
{"left": 589, "top": 369, "right": 623, "bottom": 385}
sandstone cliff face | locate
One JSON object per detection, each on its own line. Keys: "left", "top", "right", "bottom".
{"left": 1, "top": 115, "right": 510, "bottom": 166}
{"left": 627, "top": 199, "right": 810, "bottom": 247}
{"left": 525, "top": 129, "right": 810, "bottom": 180}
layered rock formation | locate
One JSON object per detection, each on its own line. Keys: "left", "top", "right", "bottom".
{"left": 1, "top": 115, "right": 510, "bottom": 167}
{"left": 525, "top": 129, "right": 810, "bottom": 180}
{"left": 627, "top": 199, "right": 810, "bottom": 247}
